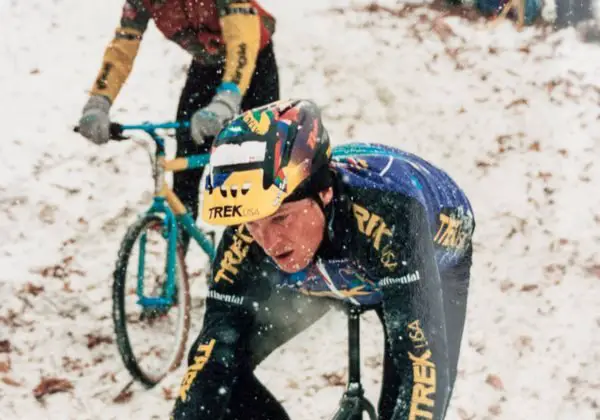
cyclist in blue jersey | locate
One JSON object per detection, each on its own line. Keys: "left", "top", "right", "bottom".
{"left": 171, "top": 99, "right": 476, "bottom": 420}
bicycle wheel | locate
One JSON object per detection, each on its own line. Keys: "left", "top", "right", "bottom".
{"left": 112, "top": 213, "right": 191, "bottom": 388}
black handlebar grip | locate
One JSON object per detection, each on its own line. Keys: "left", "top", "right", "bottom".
{"left": 109, "top": 123, "right": 127, "bottom": 140}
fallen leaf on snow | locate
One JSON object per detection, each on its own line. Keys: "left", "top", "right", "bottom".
{"left": 488, "top": 404, "right": 502, "bottom": 415}
{"left": 518, "top": 45, "right": 531, "bottom": 54}
{"left": 92, "top": 356, "right": 105, "bottom": 365}
{"left": 545, "top": 79, "right": 560, "bottom": 93}
{"left": 505, "top": 227, "right": 518, "bottom": 239}
{"left": 33, "top": 377, "right": 74, "bottom": 400}
{"left": 34, "top": 264, "right": 68, "bottom": 279}
{"left": 545, "top": 264, "right": 566, "bottom": 274}
{"left": 468, "top": 338, "right": 485, "bottom": 354}
{"left": 322, "top": 372, "right": 346, "bottom": 386}
{"left": 0, "top": 340, "right": 11, "bottom": 353}
{"left": 567, "top": 376, "right": 580, "bottom": 385}
{"left": 86, "top": 333, "right": 114, "bottom": 349}
{"left": 63, "top": 281, "right": 74, "bottom": 293}
{"left": 61, "top": 237, "right": 77, "bottom": 247}
{"left": 62, "top": 356, "right": 86, "bottom": 372}
{"left": 2, "top": 376, "right": 21, "bottom": 387}
{"left": 162, "top": 387, "right": 174, "bottom": 400}
{"left": 99, "top": 372, "right": 117, "bottom": 383}
{"left": 0, "top": 360, "right": 11, "bottom": 373}
{"left": 485, "top": 374, "right": 505, "bottom": 391}
{"left": 475, "top": 160, "right": 493, "bottom": 168}
{"left": 38, "top": 204, "right": 58, "bottom": 224}
{"left": 520, "top": 284, "right": 539, "bottom": 292}
{"left": 528, "top": 141, "right": 541, "bottom": 151}
{"left": 537, "top": 171, "right": 552, "bottom": 181}
{"left": 431, "top": 17, "right": 455, "bottom": 41}
{"left": 113, "top": 390, "right": 134, "bottom": 404}
{"left": 505, "top": 98, "right": 529, "bottom": 109}
{"left": 518, "top": 335, "right": 533, "bottom": 348}
{"left": 585, "top": 265, "right": 600, "bottom": 279}
{"left": 22, "top": 282, "right": 44, "bottom": 296}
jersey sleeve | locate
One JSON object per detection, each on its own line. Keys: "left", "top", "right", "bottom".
{"left": 88, "top": 1, "right": 151, "bottom": 102}
{"left": 216, "top": 1, "right": 262, "bottom": 95}
{"left": 171, "top": 224, "right": 265, "bottom": 419}
{"left": 351, "top": 191, "right": 452, "bottom": 420}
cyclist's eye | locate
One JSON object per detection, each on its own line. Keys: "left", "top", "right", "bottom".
{"left": 272, "top": 214, "right": 288, "bottom": 224}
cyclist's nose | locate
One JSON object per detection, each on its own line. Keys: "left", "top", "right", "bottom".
{"left": 261, "top": 224, "right": 285, "bottom": 253}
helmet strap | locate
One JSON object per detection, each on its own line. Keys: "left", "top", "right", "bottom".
{"left": 311, "top": 190, "right": 326, "bottom": 213}
{"left": 312, "top": 187, "right": 338, "bottom": 261}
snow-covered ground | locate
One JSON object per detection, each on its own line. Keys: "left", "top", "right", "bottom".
{"left": 1, "top": 0, "right": 599, "bottom": 419}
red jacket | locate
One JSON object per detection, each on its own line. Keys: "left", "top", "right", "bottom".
{"left": 90, "top": 0, "right": 276, "bottom": 102}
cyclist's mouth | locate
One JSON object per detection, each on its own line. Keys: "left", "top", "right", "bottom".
{"left": 273, "top": 250, "right": 294, "bottom": 262}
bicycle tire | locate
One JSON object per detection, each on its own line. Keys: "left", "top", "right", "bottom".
{"left": 112, "top": 213, "right": 191, "bottom": 388}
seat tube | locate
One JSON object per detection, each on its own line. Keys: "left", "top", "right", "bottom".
{"left": 155, "top": 157, "right": 166, "bottom": 195}
{"left": 348, "top": 305, "right": 361, "bottom": 385}
{"left": 149, "top": 129, "right": 167, "bottom": 195}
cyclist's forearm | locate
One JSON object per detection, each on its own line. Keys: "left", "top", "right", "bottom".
{"left": 89, "top": 2, "right": 150, "bottom": 102}
{"left": 379, "top": 198, "right": 452, "bottom": 420}
{"left": 384, "top": 285, "right": 451, "bottom": 420}
{"left": 172, "top": 340, "right": 237, "bottom": 418}
{"left": 172, "top": 305, "right": 247, "bottom": 419}
{"left": 217, "top": 1, "right": 261, "bottom": 95}
{"left": 88, "top": 27, "right": 143, "bottom": 103}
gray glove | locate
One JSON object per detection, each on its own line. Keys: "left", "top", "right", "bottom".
{"left": 190, "top": 89, "right": 242, "bottom": 144}
{"left": 78, "top": 95, "right": 111, "bottom": 145}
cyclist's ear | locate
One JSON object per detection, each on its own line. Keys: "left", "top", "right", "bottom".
{"left": 318, "top": 187, "right": 334, "bottom": 207}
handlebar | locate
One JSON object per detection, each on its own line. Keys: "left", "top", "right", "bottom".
{"left": 73, "top": 121, "right": 190, "bottom": 141}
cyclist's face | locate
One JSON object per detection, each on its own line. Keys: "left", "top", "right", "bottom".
{"left": 246, "top": 188, "right": 333, "bottom": 273}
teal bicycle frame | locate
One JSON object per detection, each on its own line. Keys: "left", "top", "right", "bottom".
{"left": 113, "top": 122, "right": 216, "bottom": 310}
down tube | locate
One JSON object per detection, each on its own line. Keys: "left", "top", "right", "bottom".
{"left": 177, "top": 214, "right": 216, "bottom": 261}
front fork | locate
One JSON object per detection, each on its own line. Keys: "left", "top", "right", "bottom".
{"left": 134, "top": 132, "right": 214, "bottom": 309}
{"left": 136, "top": 198, "right": 179, "bottom": 309}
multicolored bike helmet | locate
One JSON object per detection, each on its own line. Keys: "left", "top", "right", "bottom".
{"left": 201, "top": 99, "right": 332, "bottom": 226}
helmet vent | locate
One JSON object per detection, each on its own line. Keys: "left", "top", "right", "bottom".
{"left": 241, "top": 183, "right": 251, "bottom": 195}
